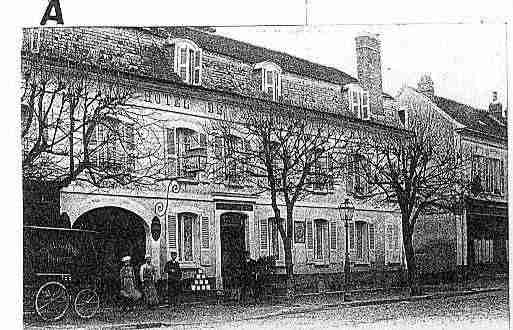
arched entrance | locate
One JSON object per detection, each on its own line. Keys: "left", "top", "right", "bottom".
{"left": 220, "top": 212, "right": 247, "bottom": 291}
{"left": 73, "top": 207, "right": 147, "bottom": 304}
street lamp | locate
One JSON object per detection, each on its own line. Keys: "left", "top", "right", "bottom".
{"left": 338, "top": 198, "right": 355, "bottom": 301}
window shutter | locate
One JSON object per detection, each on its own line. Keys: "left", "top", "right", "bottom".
{"left": 330, "top": 221, "right": 337, "bottom": 250}
{"left": 306, "top": 220, "right": 313, "bottom": 250}
{"left": 346, "top": 155, "right": 354, "bottom": 195}
{"left": 166, "top": 128, "right": 176, "bottom": 155}
{"left": 122, "top": 124, "right": 132, "bottom": 171}
{"left": 168, "top": 214, "right": 177, "bottom": 256}
{"left": 178, "top": 47, "right": 187, "bottom": 82}
{"left": 369, "top": 223, "right": 375, "bottom": 250}
{"left": 200, "top": 215, "right": 210, "bottom": 265}
{"left": 361, "top": 91, "right": 370, "bottom": 119}
{"left": 259, "top": 218, "right": 268, "bottom": 254}
{"left": 199, "top": 133, "right": 207, "bottom": 148}
{"left": 393, "top": 225, "right": 400, "bottom": 263}
{"left": 500, "top": 159, "right": 505, "bottom": 195}
{"left": 385, "top": 225, "right": 392, "bottom": 264}
{"left": 214, "top": 136, "right": 223, "bottom": 158}
{"left": 245, "top": 217, "right": 250, "bottom": 252}
{"left": 201, "top": 216, "right": 209, "bottom": 249}
{"left": 306, "top": 219, "right": 314, "bottom": 261}
{"left": 193, "top": 50, "right": 201, "bottom": 85}
{"left": 348, "top": 222, "right": 355, "bottom": 250}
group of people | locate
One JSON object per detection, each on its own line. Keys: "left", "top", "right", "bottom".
{"left": 118, "top": 251, "right": 183, "bottom": 309}
{"left": 117, "top": 250, "right": 262, "bottom": 309}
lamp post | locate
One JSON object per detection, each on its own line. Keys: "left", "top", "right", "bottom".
{"left": 338, "top": 198, "right": 355, "bottom": 301}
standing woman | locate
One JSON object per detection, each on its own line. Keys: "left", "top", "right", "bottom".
{"left": 119, "top": 256, "right": 141, "bottom": 309}
{"left": 140, "top": 254, "right": 159, "bottom": 308}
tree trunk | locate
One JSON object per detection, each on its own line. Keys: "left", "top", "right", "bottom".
{"left": 402, "top": 218, "right": 422, "bottom": 296}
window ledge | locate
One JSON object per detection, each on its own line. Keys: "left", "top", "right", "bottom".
{"left": 179, "top": 262, "right": 200, "bottom": 269}
{"left": 313, "top": 261, "right": 330, "bottom": 267}
{"left": 308, "top": 189, "right": 335, "bottom": 196}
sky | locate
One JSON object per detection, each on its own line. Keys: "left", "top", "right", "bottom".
{"left": 216, "top": 23, "right": 508, "bottom": 111}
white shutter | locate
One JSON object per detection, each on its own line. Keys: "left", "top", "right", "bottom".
{"left": 385, "top": 225, "right": 392, "bottom": 264}
{"left": 177, "top": 46, "right": 188, "bottom": 82}
{"left": 306, "top": 219, "right": 314, "bottom": 261}
{"left": 201, "top": 216, "right": 209, "bottom": 249}
{"left": 200, "top": 215, "right": 210, "bottom": 265}
{"left": 260, "top": 218, "right": 268, "bottom": 255}
{"left": 193, "top": 50, "right": 201, "bottom": 85}
{"left": 168, "top": 214, "right": 178, "bottom": 258}
{"left": 361, "top": 91, "right": 370, "bottom": 119}
{"left": 330, "top": 221, "right": 337, "bottom": 250}
{"left": 369, "top": 223, "right": 376, "bottom": 262}
{"left": 393, "top": 225, "right": 400, "bottom": 263}
{"left": 245, "top": 217, "right": 250, "bottom": 252}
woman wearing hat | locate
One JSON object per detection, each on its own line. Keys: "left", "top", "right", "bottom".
{"left": 139, "top": 254, "right": 159, "bottom": 307}
{"left": 119, "top": 256, "right": 142, "bottom": 307}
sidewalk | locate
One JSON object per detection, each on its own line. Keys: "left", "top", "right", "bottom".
{"left": 23, "top": 277, "right": 507, "bottom": 329}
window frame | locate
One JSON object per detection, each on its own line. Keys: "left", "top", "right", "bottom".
{"left": 313, "top": 219, "right": 329, "bottom": 264}
{"left": 255, "top": 61, "right": 282, "bottom": 101}
{"left": 177, "top": 212, "right": 198, "bottom": 263}
{"left": 166, "top": 126, "right": 207, "bottom": 180}
{"left": 347, "top": 84, "right": 371, "bottom": 120}
{"left": 170, "top": 38, "right": 202, "bottom": 86}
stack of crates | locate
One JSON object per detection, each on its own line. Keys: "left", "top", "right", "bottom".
{"left": 191, "top": 268, "right": 211, "bottom": 291}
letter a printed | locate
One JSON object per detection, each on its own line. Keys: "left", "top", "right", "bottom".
{"left": 40, "top": 0, "right": 64, "bottom": 25}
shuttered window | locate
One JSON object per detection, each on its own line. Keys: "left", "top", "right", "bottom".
{"left": 245, "top": 217, "right": 250, "bottom": 252}
{"left": 346, "top": 155, "right": 354, "bottom": 194}
{"left": 348, "top": 222, "right": 355, "bottom": 249}
{"left": 166, "top": 128, "right": 175, "bottom": 155}
{"left": 385, "top": 224, "right": 401, "bottom": 264}
{"left": 369, "top": 223, "right": 375, "bottom": 250}
{"left": 330, "top": 221, "right": 337, "bottom": 250}
{"left": 201, "top": 216, "right": 209, "bottom": 249}
{"left": 306, "top": 220, "right": 314, "bottom": 250}
{"left": 260, "top": 219, "right": 268, "bottom": 252}
{"left": 168, "top": 214, "right": 177, "bottom": 252}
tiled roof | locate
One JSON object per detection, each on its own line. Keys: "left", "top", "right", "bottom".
{"left": 161, "top": 27, "right": 359, "bottom": 86}
{"left": 431, "top": 95, "right": 507, "bottom": 141}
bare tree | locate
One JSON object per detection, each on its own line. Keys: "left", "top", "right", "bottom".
{"left": 356, "top": 98, "right": 472, "bottom": 295}
{"left": 207, "top": 105, "right": 353, "bottom": 289}
{"left": 21, "top": 58, "right": 166, "bottom": 190}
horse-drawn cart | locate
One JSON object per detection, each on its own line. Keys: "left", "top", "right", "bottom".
{"left": 23, "top": 226, "right": 101, "bottom": 321}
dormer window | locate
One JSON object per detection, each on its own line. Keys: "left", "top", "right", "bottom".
{"left": 168, "top": 38, "right": 202, "bottom": 85}
{"left": 347, "top": 84, "right": 370, "bottom": 120}
{"left": 255, "top": 62, "right": 282, "bottom": 101}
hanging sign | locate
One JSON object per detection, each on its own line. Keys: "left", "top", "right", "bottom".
{"left": 151, "top": 216, "right": 161, "bottom": 241}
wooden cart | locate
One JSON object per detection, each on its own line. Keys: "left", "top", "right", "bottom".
{"left": 24, "top": 226, "right": 101, "bottom": 321}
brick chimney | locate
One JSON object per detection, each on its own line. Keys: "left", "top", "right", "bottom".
{"left": 417, "top": 74, "right": 435, "bottom": 98}
{"left": 355, "top": 33, "right": 383, "bottom": 115}
{"left": 489, "top": 91, "right": 504, "bottom": 119}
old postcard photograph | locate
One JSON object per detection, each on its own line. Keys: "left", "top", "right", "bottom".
{"left": 8, "top": 0, "right": 512, "bottom": 329}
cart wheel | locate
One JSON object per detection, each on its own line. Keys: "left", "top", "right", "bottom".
{"left": 74, "top": 288, "right": 99, "bottom": 319}
{"left": 35, "top": 281, "right": 70, "bottom": 321}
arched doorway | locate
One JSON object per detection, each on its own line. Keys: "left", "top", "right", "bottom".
{"left": 220, "top": 212, "right": 247, "bottom": 291}
{"left": 73, "top": 207, "right": 147, "bottom": 304}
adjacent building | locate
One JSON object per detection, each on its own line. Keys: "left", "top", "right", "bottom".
{"left": 397, "top": 76, "right": 508, "bottom": 280}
